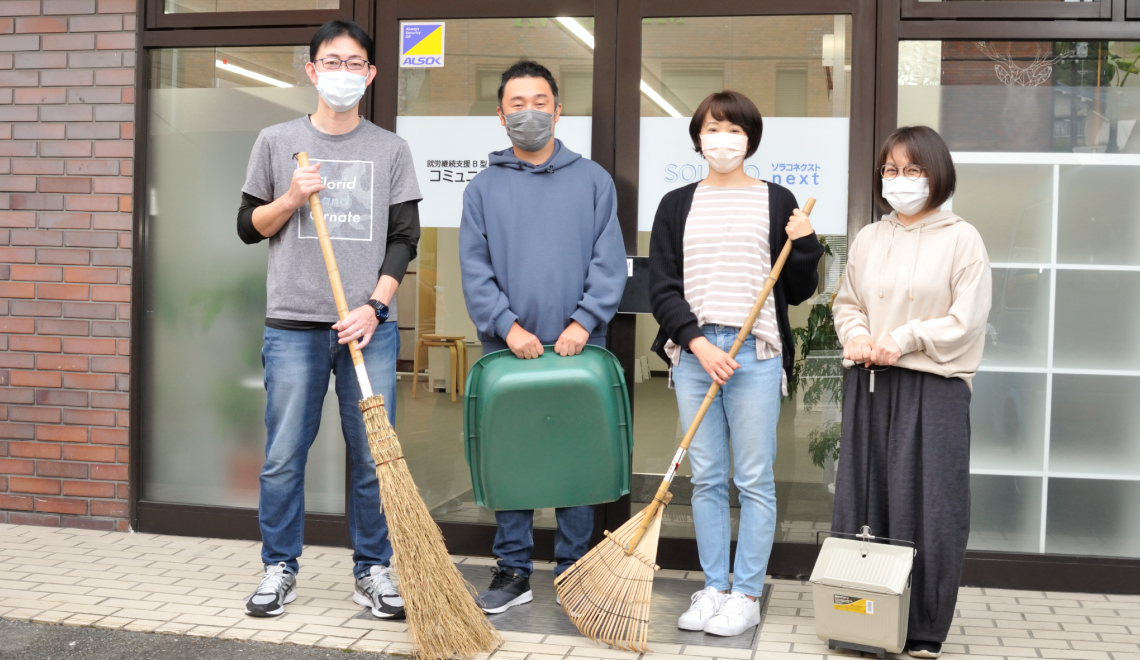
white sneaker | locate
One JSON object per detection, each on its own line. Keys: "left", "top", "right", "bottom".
{"left": 678, "top": 587, "right": 726, "bottom": 631}
{"left": 703, "top": 592, "right": 760, "bottom": 637}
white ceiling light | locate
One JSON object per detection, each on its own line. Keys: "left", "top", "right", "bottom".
{"left": 554, "top": 17, "right": 683, "bottom": 118}
{"left": 215, "top": 59, "right": 293, "bottom": 88}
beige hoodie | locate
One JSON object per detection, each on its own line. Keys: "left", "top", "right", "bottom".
{"left": 832, "top": 210, "right": 991, "bottom": 384}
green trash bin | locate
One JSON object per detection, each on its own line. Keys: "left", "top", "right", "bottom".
{"left": 464, "top": 345, "right": 632, "bottom": 511}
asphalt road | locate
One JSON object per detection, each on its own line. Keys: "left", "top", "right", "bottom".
{"left": 0, "top": 619, "right": 395, "bottom": 659}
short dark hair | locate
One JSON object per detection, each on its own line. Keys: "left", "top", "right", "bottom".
{"left": 689, "top": 91, "right": 764, "bottom": 159}
{"left": 310, "top": 19, "right": 374, "bottom": 63}
{"left": 875, "top": 126, "right": 956, "bottom": 214}
{"left": 497, "top": 60, "right": 559, "bottom": 108}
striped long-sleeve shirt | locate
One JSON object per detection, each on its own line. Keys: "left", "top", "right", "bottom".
{"left": 665, "top": 183, "right": 782, "bottom": 365}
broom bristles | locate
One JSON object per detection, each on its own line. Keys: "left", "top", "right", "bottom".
{"left": 359, "top": 395, "right": 502, "bottom": 660}
{"left": 553, "top": 504, "right": 665, "bottom": 653}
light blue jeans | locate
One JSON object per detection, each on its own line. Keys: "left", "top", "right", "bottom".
{"left": 673, "top": 325, "right": 782, "bottom": 597}
{"left": 259, "top": 322, "right": 398, "bottom": 579}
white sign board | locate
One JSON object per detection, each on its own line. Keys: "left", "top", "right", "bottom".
{"left": 396, "top": 115, "right": 592, "bottom": 228}
{"left": 638, "top": 117, "right": 849, "bottom": 234}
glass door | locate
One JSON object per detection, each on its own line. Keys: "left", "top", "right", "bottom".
{"left": 612, "top": 1, "right": 877, "bottom": 572}
{"left": 389, "top": 16, "right": 600, "bottom": 535}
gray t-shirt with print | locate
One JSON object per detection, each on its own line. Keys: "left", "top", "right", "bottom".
{"left": 242, "top": 116, "right": 421, "bottom": 324}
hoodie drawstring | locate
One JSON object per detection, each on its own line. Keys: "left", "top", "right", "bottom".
{"left": 878, "top": 223, "right": 896, "bottom": 299}
{"left": 908, "top": 223, "right": 924, "bottom": 301}
{"left": 878, "top": 219, "right": 925, "bottom": 301}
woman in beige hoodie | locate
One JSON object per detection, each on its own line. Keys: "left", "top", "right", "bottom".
{"left": 831, "top": 126, "right": 991, "bottom": 659}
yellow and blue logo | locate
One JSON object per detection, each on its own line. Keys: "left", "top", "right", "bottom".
{"left": 400, "top": 22, "right": 445, "bottom": 68}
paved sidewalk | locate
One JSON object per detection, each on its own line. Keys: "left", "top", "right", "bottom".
{"left": 1, "top": 522, "right": 1139, "bottom": 660}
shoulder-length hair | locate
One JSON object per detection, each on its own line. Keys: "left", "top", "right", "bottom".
{"left": 875, "top": 125, "right": 956, "bottom": 214}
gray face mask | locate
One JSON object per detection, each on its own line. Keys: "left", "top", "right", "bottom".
{"left": 504, "top": 108, "right": 554, "bottom": 152}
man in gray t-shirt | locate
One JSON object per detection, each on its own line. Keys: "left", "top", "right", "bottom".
{"left": 235, "top": 19, "right": 421, "bottom": 621}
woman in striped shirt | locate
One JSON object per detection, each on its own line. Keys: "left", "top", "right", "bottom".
{"left": 649, "top": 91, "right": 824, "bottom": 638}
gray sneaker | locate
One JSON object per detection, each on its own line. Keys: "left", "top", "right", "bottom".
{"left": 353, "top": 565, "right": 406, "bottom": 619}
{"left": 245, "top": 562, "right": 297, "bottom": 617}
{"left": 477, "top": 568, "right": 533, "bottom": 614}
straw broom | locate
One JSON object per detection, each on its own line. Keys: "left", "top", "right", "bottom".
{"left": 296, "top": 152, "right": 501, "bottom": 660}
{"left": 555, "top": 197, "right": 817, "bottom": 653}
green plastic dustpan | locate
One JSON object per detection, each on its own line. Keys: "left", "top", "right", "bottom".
{"left": 464, "top": 345, "right": 632, "bottom": 511}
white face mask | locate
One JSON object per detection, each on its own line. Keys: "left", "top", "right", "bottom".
{"left": 315, "top": 70, "right": 367, "bottom": 113}
{"left": 882, "top": 176, "right": 931, "bottom": 216}
{"left": 700, "top": 132, "right": 748, "bottom": 174}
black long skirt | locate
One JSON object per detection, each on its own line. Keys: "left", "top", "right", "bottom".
{"left": 831, "top": 365, "right": 972, "bottom": 643}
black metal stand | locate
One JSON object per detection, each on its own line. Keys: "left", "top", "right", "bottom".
{"left": 829, "top": 639, "right": 887, "bottom": 659}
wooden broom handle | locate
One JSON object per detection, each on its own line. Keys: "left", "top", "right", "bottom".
{"left": 296, "top": 152, "right": 373, "bottom": 397}
{"left": 625, "top": 197, "right": 816, "bottom": 554}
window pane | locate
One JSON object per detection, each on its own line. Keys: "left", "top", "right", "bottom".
{"left": 143, "top": 48, "right": 347, "bottom": 513}
{"left": 899, "top": 39, "right": 1140, "bottom": 559}
{"left": 391, "top": 18, "right": 594, "bottom": 529}
{"left": 969, "top": 475, "right": 1042, "bottom": 554}
{"left": 1051, "top": 375, "right": 1140, "bottom": 477}
{"left": 635, "top": 15, "right": 851, "bottom": 543}
{"left": 165, "top": 0, "right": 337, "bottom": 12}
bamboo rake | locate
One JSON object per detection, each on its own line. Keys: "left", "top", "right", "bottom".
{"left": 297, "top": 152, "right": 501, "bottom": 660}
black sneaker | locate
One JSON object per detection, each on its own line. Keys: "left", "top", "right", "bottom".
{"left": 353, "top": 565, "right": 406, "bottom": 619}
{"left": 907, "top": 640, "right": 942, "bottom": 658}
{"left": 245, "top": 562, "right": 297, "bottom": 617}
{"left": 476, "top": 568, "right": 532, "bottom": 614}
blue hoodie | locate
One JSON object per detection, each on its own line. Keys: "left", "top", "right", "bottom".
{"left": 460, "top": 139, "right": 626, "bottom": 345}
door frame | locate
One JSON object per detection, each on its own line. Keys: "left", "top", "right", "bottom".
{"left": 368, "top": 0, "right": 626, "bottom": 560}
{"left": 608, "top": 0, "right": 880, "bottom": 577}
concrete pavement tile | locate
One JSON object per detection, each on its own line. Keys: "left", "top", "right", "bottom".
{"left": 1060, "top": 623, "right": 1130, "bottom": 633}
{"left": 999, "top": 636, "right": 1072, "bottom": 649}
{"left": 315, "top": 636, "right": 360, "bottom": 650}
{"left": 754, "top": 652, "right": 823, "bottom": 660}
{"left": 527, "top": 654, "right": 567, "bottom": 660}
{"left": 1037, "top": 650, "right": 1110, "bottom": 660}
{"left": 678, "top": 644, "right": 752, "bottom": 658}
{"left": 284, "top": 632, "right": 323, "bottom": 646}
{"left": 36, "top": 592, "right": 105, "bottom": 605}
{"left": 362, "top": 629, "right": 408, "bottom": 643}
{"left": 565, "top": 644, "right": 638, "bottom": 658}
{"left": 1, "top": 608, "right": 43, "bottom": 621}
{"left": 341, "top": 618, "right": 408, "bottom": 631}
{"left": 217, "top": 627, "right": 258, "bottom": 640}
{"left": 994, "top": 619, "right": 1058, "bottom": 630}
{"left": 93, "top": 616, "right": 134, "bottom": 629}
{"left": 170, "top": 613, "right": 244, "bottom": 627}
{"left": 961, "top": 645, "right": 1041, "bottom": 657}
{"left": 642, "top": 643, "right": 683, "bottom": 654}
{"left": 297, "top": 624, "right": 366, "bottom": 638}
{"left": 30, "top": 611, "right": 72, "bottom": 624}
{"left": 252, "top": 630, "right": 292, "bottom": 643}
{"left": 498, "top": 631, "right": 547, "bottom": 643}
{"left": 186, "top": 625, "right": 228, "bottom": 638}
{"left": 488, "top": 652, "right": 528, "bottom": 660}
{"left": 154, "top": 602, "right": 224, "bottom": 616}
{"left": 49, "top": 602, "right": 121, "bottom": 616}
{"left": 1071, "top": 641, "right": 1140, "bottom": 652}
{"left": 123, "top": 620, "right": 163, "bottom": 632}
{"left": 500, "top": 641, "right": 571, "bottom": 655}
{"left": 754, "top": 640, "right": 792, "bottom": 653}
{"left": 109, "top": 608, "right": 179, "bottom": 622}
{"left": 1029, "top": 628, "right": 1099, "bottom": 641}
{"left": 351, "top": 638, "right": 392, "bottom": 653}
{"left": 231, "top": 617, "right": 305, "bottom": 632}
{"left": 61, "top": 613, "right": 103, "bottom": 626}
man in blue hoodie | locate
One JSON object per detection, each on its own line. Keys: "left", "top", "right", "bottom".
{"left": 460, "top": 60, "right": 626, "bottom": 614}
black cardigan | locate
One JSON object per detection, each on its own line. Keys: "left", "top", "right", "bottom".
{"left": 648, "top": 181, "right": 825, "bottom": 378}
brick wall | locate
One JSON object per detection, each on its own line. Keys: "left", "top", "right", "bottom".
{"left": 0, "top": 0, "right": 135, "bottom": 531}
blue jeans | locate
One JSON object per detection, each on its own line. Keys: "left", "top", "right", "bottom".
{"left": 259, "top": 322, "right": 398, "bottom": 579}
{"left": 493, "top": 506, "right": 595, "bottom": 578}
{"left": 673, "top": 325, "right": 782, "bottom": 597}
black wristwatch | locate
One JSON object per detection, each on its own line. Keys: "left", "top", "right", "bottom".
{"left": 366, "top": 299, "right": 390, "bottom": 322}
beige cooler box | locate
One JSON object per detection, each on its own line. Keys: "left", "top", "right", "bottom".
{"left": 809, "top": 530, "right": 915, "bottom": 658}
